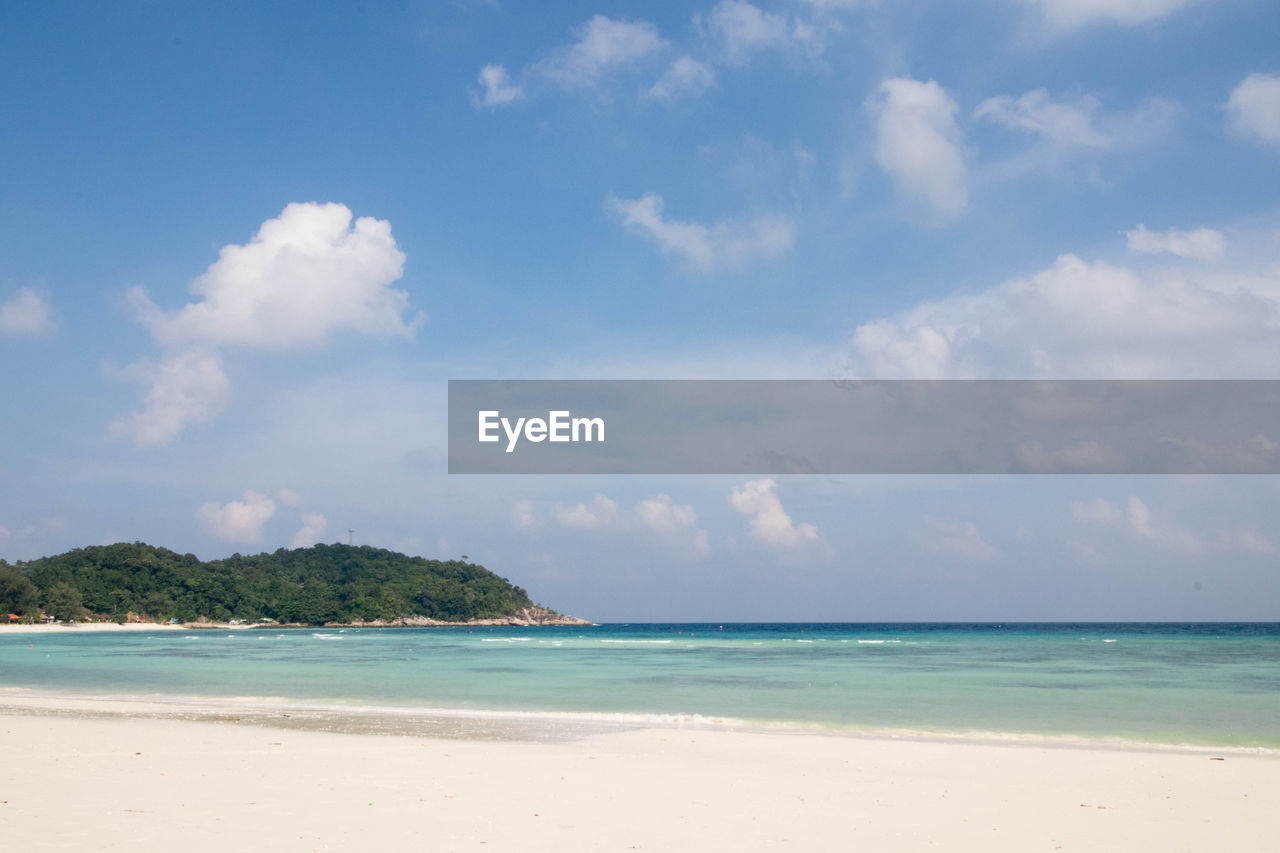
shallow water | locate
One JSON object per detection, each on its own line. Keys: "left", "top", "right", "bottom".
{"left": 2, "top": 623, "right": 1277, "bottom": 747}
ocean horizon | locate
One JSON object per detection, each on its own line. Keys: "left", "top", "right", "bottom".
{"left": 4, "top": 622, "right": 1277, "bottom": 750}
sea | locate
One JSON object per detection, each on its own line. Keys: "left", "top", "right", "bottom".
{"left": 2, "top": 623, "right": 1278, "bottom": 749}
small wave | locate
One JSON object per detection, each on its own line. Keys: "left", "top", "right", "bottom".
{"left": 312, "top": 634, "right": 342, "bottom": 640}
{"left": 600, "top": 639, "right": 673, "bottom": 645}
{"left": 481, "top": 638, "right": 533, "bottom": 643}
{"left": 1103, "top": 639, "right": 1118, "bottom": 643}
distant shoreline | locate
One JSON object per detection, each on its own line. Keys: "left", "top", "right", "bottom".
{"left": 0, "top": 616, "right": 593, "bottom": 634}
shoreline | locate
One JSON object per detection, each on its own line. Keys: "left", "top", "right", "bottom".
{"left": 2, "top": 698, "right": 1277, "bottom": 851}
{"left": 2, "top": 687, "right": 1274, "bottom": 756}
{"left": 0, "top": 616, "right": 593, "bottom": 634}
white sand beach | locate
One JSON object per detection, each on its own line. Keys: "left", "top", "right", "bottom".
{"left": 0, "top": 623, "right": 187, "bottom": 634}
{"left": 1, "top": 703, "right": 1276, "bottom": 852}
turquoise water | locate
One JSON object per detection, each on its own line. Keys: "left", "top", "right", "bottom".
{"left": 2, "top": 623, "right": 1278, "bottom": 747}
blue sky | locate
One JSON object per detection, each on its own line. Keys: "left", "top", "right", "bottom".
{"left": 3, "top": 0, "right": 1280, "bottom": 620}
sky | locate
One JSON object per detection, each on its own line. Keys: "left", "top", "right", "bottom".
{"left": 2, "top": 0, "right": 1279, "bottom": 621}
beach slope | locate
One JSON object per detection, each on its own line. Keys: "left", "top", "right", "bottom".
{"left": 1, "top": 712, "right": 1276, "bottom": 852}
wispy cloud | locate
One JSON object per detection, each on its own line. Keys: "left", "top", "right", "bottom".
{"left": 1125, "top": 224, "right": 1225, "bottom": 261}
{"left": 609, "top": 194, "right": 795, "bottom": 273}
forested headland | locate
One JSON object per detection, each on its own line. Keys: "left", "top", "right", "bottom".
{"left": 0, "top": 542, "right": 584, "bottom": 627}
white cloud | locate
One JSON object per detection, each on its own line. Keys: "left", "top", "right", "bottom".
{"left": 195, "top": 490, "right": 277, "bottom": 544}
{"left": 1221, "top": 529, "right": 1276, "bottom": 556}
{"left": 850, "top": 243, "right": 1280, "bottom": 379}
{"left": 476, "top": 64, "right": 525, "bottom": 107}
{"left": 1074, "top": 498, "right": 1280, "bottom": 557}
{"left": 0, "top": 288, "right": 53, "bottom": 335}
{"left": 131, "top": 202, "right": 415, "bottom": 351}
{"left": 1018, "top": 0, "right": 1201, "bottom": 30}
{"left": 511, "top": 499, "right": 536, "bottom": 530}
{"left": 291, "top": 512, "right": 328, "bottom": 549}
{"left": 975, "top": 89, "right": 1109, "bottom": 148}
{"left": 1226, "top": 72, "right": 1280, "bottom": 144}
{"left": 1125, "top": 224, "right": 1225, "bottom": 261}
{"left": 635, "top": 493, "right": 698, "bottom": 532}
{"left": 728, "top": 478, "right": 823, "bottom": 552}
{"left": 610, "top": 194, "right": 795, "bottom": 273}
{"left": 536, "top": 15, "right": 666, "bottom": 90}
{"left": 553, "top": 494, "right": 620, "bottom": 529}
{"left": 974, "top": 90, "right": 1178, "bottom": 181}
{"left": 693, "top": 529, "right": 712, "bottom": 558}
{"left": 647, "top": 57, "right": 716, "bottom": 101}
{"left": 277, "top": 488, "right": 303, "bottom": 509}
{"left": 697, "top": 0, "right": 822, "bottom": 65}
{"left": 867, "top": 77, "right": 968, "bottom": 219}
{"left": 540, "top": 492, "right": 709, "bottom": 557}
{"left": 636, "top": 494, "right": 709, "bottom": 557}
{"left": 116, "top": 203, "right": 417, "bottom": 444}
{"left": 110, "top": 350, "right": 232, "bottom": 445}
{"left": 1070, "top": 497, "right": 1127, "bottom": 526}
{"left": 915, "top": 516, "right": 999, "bottom": 561}
{"left": 1071, "top": 495, "right": 1198, "bottom": 551}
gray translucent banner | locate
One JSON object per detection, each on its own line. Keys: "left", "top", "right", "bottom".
{"left": 447, "top": 380, "right": 1280, "bottom": 474}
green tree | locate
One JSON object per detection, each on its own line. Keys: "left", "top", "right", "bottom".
{"left": 0, "top": 567, "right": 39, "bottom": 616}
{"left": 43, "top": 582, "right": 85, "bottom": 622}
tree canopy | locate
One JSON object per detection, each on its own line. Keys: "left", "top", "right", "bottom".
{"left": 10, "top": 542, "right": 543, "bottom": 625}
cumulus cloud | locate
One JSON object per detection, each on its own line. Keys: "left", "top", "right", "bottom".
{"left": 635, "top": 493, "right": 698, "bottom": 532}
{"left": 109, "top": 350, "right": 232, "bottom": 445}
{"left": 553, "top": 494, "right": 620, "bottom": 529}
{"left": 131, "top": 202, "right": 414, "bottom": 350}
{"left": 647, "top": 57, "right": 716, "bottom": 101}
{"left": 1226, "top": 72, "right": 1280, "bottom": 144}
{"left": 867, "top": 77, "right": 968, "bottom": 219}
{"left": 915, "top": 516, "right": 999, "bottom": 561}
{"left": 0, "top": 288, "right": 53, "bottom": 335}
{"left": 849, "top": 241, "right": 1280, "bottom": 379}
{"left": 195, "top": 490, "right": 277, "bottom": 544}
{"left": 291, "top": 512, "right": 328, "bottom": 549}
{"left": 728, "top": 478, "right": 824, "bottom": 553}
{"left": 476, "top": 64, "right": 525, "bottom": 107}
{"left": 1125, "top": 224, "right": 1225, "bottom": 261}
{"left": 696, "top": 0, "right": 823, "bottom": 65}
{"left": 115, "top": 202, "right": 417, "bottom": 444}
{"left": 610, "top": 194, "right": 795, "bottom": 273}
{"left": 1018, "top": 0, "right": 1202, "bottom": 30}
{"left": 535, "top": 16, "right": 666, "bottom": 90}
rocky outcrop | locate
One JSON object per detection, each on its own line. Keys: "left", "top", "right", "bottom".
{"left": 328, "top": 607, "right": 592, "bottom": 628}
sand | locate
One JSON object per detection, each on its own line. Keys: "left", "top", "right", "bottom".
{"left": 0, "top": 623, "right": 186, "bottom": 634}
{"left": 1, "top": 700, "right": 1276, "bottom": 852}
